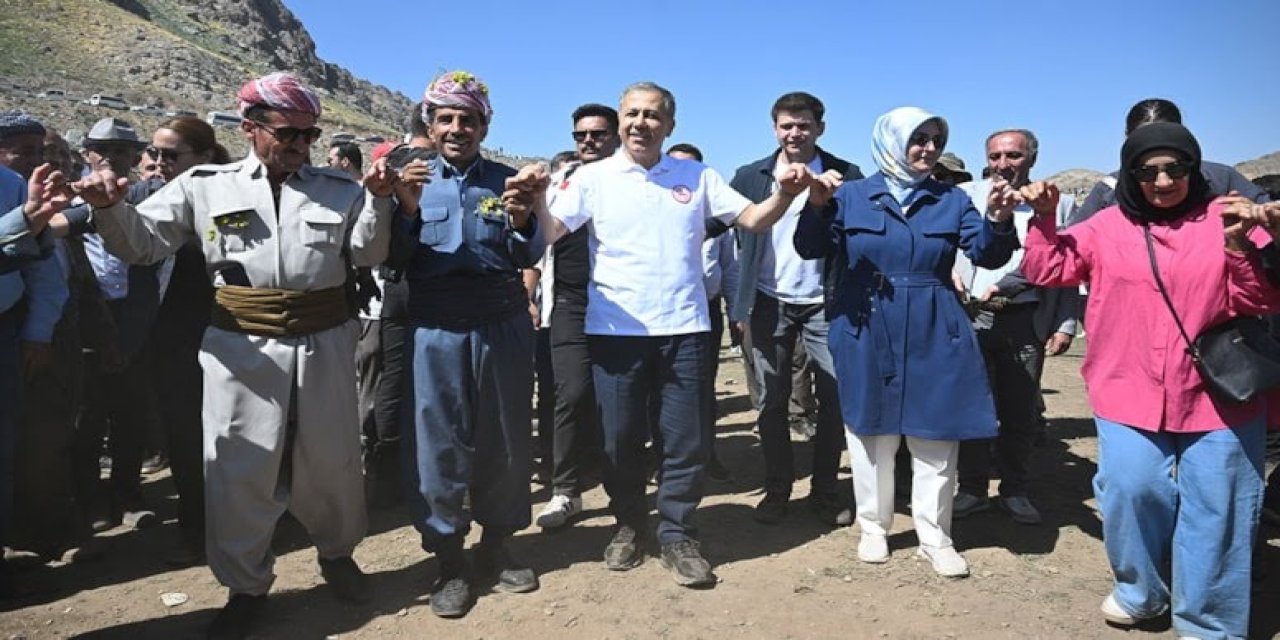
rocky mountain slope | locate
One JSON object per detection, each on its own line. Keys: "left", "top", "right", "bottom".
{"left": 0, "top": 0, "right": 533, "bottom": 164}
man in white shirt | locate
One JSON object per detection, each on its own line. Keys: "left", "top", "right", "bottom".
{"left": 954, "top": 129, "right": 1078, "bottom": 526}
{"left": 521, "top": 81, "right": 820, "bottom": 587}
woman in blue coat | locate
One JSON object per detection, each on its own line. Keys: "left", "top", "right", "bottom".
{"left": 795, "top": 107, "right": 1017, "bottom": 577}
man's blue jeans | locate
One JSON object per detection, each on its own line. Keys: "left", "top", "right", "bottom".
{"left": 1094, "top": 415, "right": 1264, "bottom": 639}
{"left": 590, "top": 333, "right": 710, "bottom": 544}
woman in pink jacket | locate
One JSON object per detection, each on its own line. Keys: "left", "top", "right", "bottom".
{"left": 1019, "top": 122, "right": 1275, "bottom": 640}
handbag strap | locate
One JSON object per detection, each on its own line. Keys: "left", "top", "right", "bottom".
{"left": 1143, "top": 224, "right": 1201, "bottom": 362}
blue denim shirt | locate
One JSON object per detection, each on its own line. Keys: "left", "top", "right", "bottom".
{"left": 391, "top": 156, "right": 542, "bottom": 327}
{"left": 0, "top": 166, "right": 68, "bottom": 342}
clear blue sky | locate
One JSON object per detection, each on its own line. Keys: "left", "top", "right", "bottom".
{"left": 285, "top": 0, "right": 1279, "bottom": 179}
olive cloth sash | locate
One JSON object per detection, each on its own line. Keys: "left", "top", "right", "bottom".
{"left": 210, "top": 285, "right": 350, "bottom": 337}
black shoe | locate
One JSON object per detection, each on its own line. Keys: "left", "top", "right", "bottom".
{"left": 88, "top": 503, "right": 117, "bottom": 533}
{"left": 430, "top": 541, "right": 472, "bottom": 618}
{"left": 604, "top": 523, "right": 644, "bottom": 571}
{"left": 660, "top": 540, "right": 716, "bottom": 587}
{"left": 475, "top": 539, "right": 538, "bottom": 593}
{"left": 753, "top": 494, "right": 788, "bottom": 525}
{"left": 207, "top": 593, "right": 266, "bottom": 640}
{"left": 141, "top": 453, "right": 169, "bottom": 475}
{"left": 318, "top": 556, "right": 370, "bottom": 603}
{"left": 706, "top": 456, "right": 733, "bottom": 483}
{"left": 808, "top": 492, "right": 853, "bottom": 527}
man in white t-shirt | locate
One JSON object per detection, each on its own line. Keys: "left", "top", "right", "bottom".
{"left": 725, "top": 92, "right": 863, "bottom": 528}
{"left": 516, "top": 81, "right": 824, "bottom": 587}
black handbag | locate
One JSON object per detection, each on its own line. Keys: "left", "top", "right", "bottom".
{"left": 1144, "top": 225, "right": 1280, "bottom": 403}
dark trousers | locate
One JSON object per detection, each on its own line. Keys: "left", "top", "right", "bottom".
{"left": 71, "top": 351, "right": 159, "bottom": 512}
{"left": 960, "top": 305, "right": 1042, "bottom": 498}
{"left": 748, "top": 293, "right": 843, "bottom": 498}
{"left": 13, "top": 310, "right": 88, "bottom": 554}
{"left": 534, "top": 327, "right": 555, "bottom": 460}
{"left": 0, "top": 309, "right": 20, "bottom": 546}
{"left": 402, "top": 312, "right": 534, "bottom": 548}
{"left": 590, "top": 332, "right": 710, "bottom": 544}
{"left": 148, "top": 328, "right": 205, "bottom": 536}
{"left": 790, "top": 347, "right": 817, "bottom": 420}
{"left": 706, "top": 296, "right": 725, "bottom": 427}
{"left": 357, "top": 316, "right": 407, "bottom": 449}
{"left": 549, "top": 296, "right": 600, "bottom": 498}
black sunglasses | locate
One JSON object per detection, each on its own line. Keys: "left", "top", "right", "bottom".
{"left": 1131, "top": 161, "right": 1190, "bottom": 183}
{"left": 908, "top": 133, "right": 945, "bottom": 148}
{"left": 145, "top": 145, "right": 190, "bottom": 162}
{"left": 253, "top": 121, "right": 323, "bottom": 145}
{"left": 572, "top": 129, "right": 612, "bottom": 142}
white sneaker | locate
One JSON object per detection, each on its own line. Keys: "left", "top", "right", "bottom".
{"left": 998, "top": 496, "right": 1042, "bottom": 525}
{"left": 535, "top": 494, "right": 582, "bottom": 529}
{"left": 916, "top": 545, "right": 969, "bottom": 578}
{"left": 857, "top": 534, "right": 889, "bottom": 564}
{"left": 952, "top": 492, "right": 990, "bottom": 519}
{"left": 1100, "top": 593, "right": 1137, "bottom": 626}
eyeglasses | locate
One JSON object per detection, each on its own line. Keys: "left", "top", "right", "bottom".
{"left": 145, "top": 145, "right": 190, "bottom": 162}
{"left": 908, "top": 133, "right": 945, "bottom": 148}
{"left": 1131, "top": 161, "right": 1190, "bottom": 183}
{"left": 252, "top": 121, "right": 323, "bottom": 145}
{"left": 572, "top": 129, "right": 612, "bottom": 142}
{"left": 987, "top": 151, "right": 1026, "bottom": 161}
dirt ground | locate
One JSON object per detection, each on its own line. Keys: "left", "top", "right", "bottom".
{"left": 3, "top": 341, "right": 1280, "bottom": 639}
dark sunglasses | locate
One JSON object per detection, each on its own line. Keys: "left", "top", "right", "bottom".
{"left": 253, "top": 121, "right": 323, "bottom": 145}
{"left": 145, "top": 145, "right": 189, "bottom": 162}
{"left": 1131, "top": 161, "right": 1190, "bottom": 183}
{"left": 908, "top": 133, "right": 945, "bottom": 148}
{"left": 572, "top": 129, "right": 612, "bottom": 142}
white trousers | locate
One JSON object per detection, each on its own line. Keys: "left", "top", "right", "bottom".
{"left": 200, "top": 321, "right": 368, "bottom": 595}
{"left": 845, "top": 432, "right": 958, "bottom": 549}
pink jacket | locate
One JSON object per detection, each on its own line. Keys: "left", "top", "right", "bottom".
{"left": 1021, "top": 200, "right": 1280, "bottom": 432}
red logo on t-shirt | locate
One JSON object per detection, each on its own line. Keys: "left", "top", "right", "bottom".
{"left": 558, "top": 178, "right": 571, "bottom": 190}
{"left": 672, "top": 185, "right": 692, "bottom": 203}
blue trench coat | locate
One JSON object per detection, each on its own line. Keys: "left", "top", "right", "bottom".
{"left": 794, "top": 172, "right": 1017, "bottom": 440}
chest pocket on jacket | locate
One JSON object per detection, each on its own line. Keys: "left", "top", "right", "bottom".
{"left": 209, "top": 206, "right": 256, "bottom": 254}
{"left": 916, "top": 210, "right": 961, "bottom": 245}
{"left": 418, "top": 207, "right": 452, "bottom": 246}
{"left": 298, "top": 206, "right": 345, "bottom": 248}
{"left": 475, "top": 214, "right": 508, "bottom": 249}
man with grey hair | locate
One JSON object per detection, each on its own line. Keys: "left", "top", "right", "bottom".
{"left": 953, "top": 128, "right": 1078, "bottom": 526}
{"left": 517, "top": 81, "right": 824, "bottom": 587}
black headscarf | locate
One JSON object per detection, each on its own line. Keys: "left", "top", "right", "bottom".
{"left": 1116, "top": 122, "right": 1210, "bottom": 224}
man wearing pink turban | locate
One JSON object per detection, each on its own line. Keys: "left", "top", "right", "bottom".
{"left": 75, "top": 71, "right": 400, "bottom": 640}
{"left": 389, "top": 70, "right": 545, "bottom": 618}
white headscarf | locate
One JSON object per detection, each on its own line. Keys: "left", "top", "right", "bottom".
{"left": 871, "top": 106, "right": 949, "bottom": 194}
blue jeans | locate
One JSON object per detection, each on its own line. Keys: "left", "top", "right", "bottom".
{"left": 1094, "top": 415, "right": 1264, "bottom": 639}
{"left": 590, "top": 333, "right": 710, "bottom": 544}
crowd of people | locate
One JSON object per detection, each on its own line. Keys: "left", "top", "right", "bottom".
{"left": 1, "top": 69, "right": 1278, "bottom": 640}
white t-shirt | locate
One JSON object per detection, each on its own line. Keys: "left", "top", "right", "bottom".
{"left": 756, "top": 155, "right": 824, "bottom": 304}
{"left": 549, "top": 151, "right": 751, "bottom": 336}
